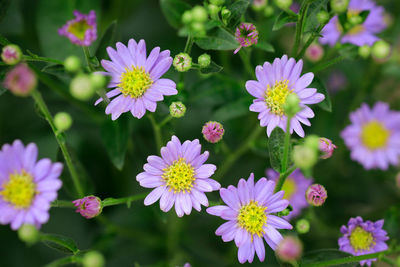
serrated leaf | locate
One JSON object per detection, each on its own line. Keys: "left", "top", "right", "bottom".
{"left": 311, "top": 77, "right": 332, "bottom": 112}
{"left": 226, "top": 0, "right": 250, "bottom": 29}
{"left": 268, "top": 128, "right": 285, "bottom": 172}
{"left": 40, "top": 234, "right": 79, "bottom": 255}
{"left": 195, "top": 27, "right": 238, "bottom": 51}
{"left": 160, "top": 0, "right": 191, "bottom": 29}
{"left": 301, "top": 249, "right": 356, "bottom": 267}
{"left": 95, "top": 20, "right": 117, "bottom": 60}
{"left": 255, "top": 41, "right": 275, "bottom": 52}
{"left": 200, "top": 61, "right": 223, "bottom": 74}
{"left": 213, "top": 97, "right": 251, "bottom": 121}
{"left": 273, "top": 11, "right": 298, "bottom": 31}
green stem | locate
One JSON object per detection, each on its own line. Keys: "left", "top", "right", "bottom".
{"left": 296, "top": 19, "right": 330, "bottom": 59}
{"left": 102, "top": 193, "right": 147, "bottom": 207}
{"left": 23, "top": 55, "right": 64, "bottom": 65}
{"left": 275, "top": 117, "right": 292, "bottom": 192}
{"left": 148, "top": 114, "right": 162, "bottom": 151}
{"left": 44, "top": 255, "right": 81, "bottom": 267}
{"left": 292, "top": 2, "right": 310, "bottom": 57}
{"left": 310, "top": 54, "right": 348, "bottom": 73}
{"left": 31, "top": 90, "right": 85, "bottom": 197}
{"left": 159, "top": 115, "right": 173, "bottom": 128}
{"left": 275, "top": 165, "right": 296, "bottom": 192}
{"left": 184, "top": 35, "right": 194, "bottom": 54}
{"left": 238, "top": 49, "right": 254, "bottom": 79}
{"left": 83, "top": 46, "right": 95, "bottom": 72}
{"left": 51, "top": 200, "right": 75, "bottom": 208}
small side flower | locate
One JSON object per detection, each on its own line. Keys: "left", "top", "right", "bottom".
{"left": 72, "top": 196, "right": 102, "bottom": 219}
{"left": 58, "top": 10, "right": 97, "bottom": 46}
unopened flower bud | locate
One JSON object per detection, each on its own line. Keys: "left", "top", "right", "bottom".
{"left": 358, "top": 45, "right": 371, "bottom": 59}
{"left": 274, "top": 0, "right": 293, "bottom": 10}
{"left": 183, "top": 263, "right": 191, "bottom": 267}
{"left": 90, "top": 73, "right": 107, "bottom": 89}
{"left": 82, "top": 251, "right": 105, "bottom": 267}
{"left": 202, "top": 121, "right": 224, "bottom": 143}
{"left": 192, "top": 6, "right": 208, "bottom": 22}
{"left": 317, "top": 10, "right": 330, "bottom": 24}
{"left": 64, "top": 56, "right": 81, "bottom": 72}
{"left": 208, "top": 4, "right": 221, "bottom": 19}
{"left": 264, "top": 6, "right": 275, "bottom": 17}
{"left": 210, "top": 0, "right": 225, "bottom": 6}
{"left": 169, "top": 101, "right": 186, "bottom": 118}
{"left": 1, "top": 44, "right": 22, "bottom": 65}
{"left": 296, "top": 219, "right": 310, "bottom": 234}
{"left": 198, "top": 53, "right": 211, "bottom": 68}
{"left": 292, "top": 145, "right": 318, "bottom": 170}
{"left": 72, "top": 196, "right": 102, "bottom": 219}
{"left": 173, "top": 53, "right": 192, "bottom": 72}
{"left": 191, "top": 22, "right": 206, "bottom": 36}
{"left": 372, "top": 40, "right": 391, "bottom": 60}
{"left": 276, "top": 236, "right": 303, "bottom": 262}
{"left": 4, "top": 63, "right": 37, "bottom": 97}
{"left": 348, "top": 15, "right": 362, "bottom": 25}
{"left": 283, "top": 93, "right": 301, "bottom": 117}
{"left": 252, "top": 0, "right": 267, "bottom": 11}
{"left": 70, "top": 74, "right": 95, "bottom": 101}
{"left": 306, "top": 184, "right": 327, "bottom": 206}
{"left": 330, "top": 0, "right": 349, "bottom": 13}
{"left": 182, "top": 10, "right": 193, "bottom": 24}
{"left": 304, "top": 135, "right": 320, "bottom": 151}
{"left": 305, "top": 43, "right": 324, "bottom": 62}
{"left": 319, "top": 138, "right": 336, "bottom": 159}
{"left": 18, "top": 224, "right": 39, "bottom": 244}
{"left": 221, "top": 8, "right": 231, "bottom": 24}
{"left": 54, "top": 112, "right": 73, "bottom": 132}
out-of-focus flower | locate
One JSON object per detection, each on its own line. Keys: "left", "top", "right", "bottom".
{"left": 173, "top": 53, "right": 192, "bottom": 72}
{"left": 267, "top": 168, "right": 312, "bottom": 220}
{"left": 1, "top": 44, "right": 22, "bottom": 65}
{"left": 54, "top": 112, "right": 73, "bottom": 132}
{"left": 72, "top": 196, "right": 102, "bottom": 219}
{"left": 198, "top": 53, "right": 211, "bottom": 68}
{"left": 4, "top": 63, "right": 37, "bottom": 96}
{"left": 202, "top": 121, "right": 224, "bottom": 143}
{"left": 251, "top": 0, "right": 267, "bottom": 11}
{"left": 70, "top": 74, "right": 95, "bottom": 101}
{"left": 274, "top": 0, "right": 294, "bottom": 10}
{"left": 327, "top": 71, "right": 347, "bottom": 93}
{"left": 289, "top": 1, "right": 299, "bottom": 13}
{"left": 246, "top": 55, "right": 325, "bottom": 137}
{"left": 276, "top": 236, "right": 303, "bottom": 262}
{"left": 234, "top": 23, "right": 259, "bottom": 54}
{"left": 0, "top": 140, "right": 63, "bottom": 230}
{"left": 371, "top": 40, "right": 391, "bottom": 60}
{"left": 18, "top": 224, "right": 39, "bottom": 244}
{"left": 169, "top": 101, "right": 186, "bottom": 118}
{"left": 305, "top": 43, "right": 324, "bottom": 62}
{"left": 339, "top": 217, "right": 389, "bottom": 266}
{"left": 296, "top": 218, "right": 310, "bottom": 234}
{"left": 305, "top": 184, "right": 327, "bottom": 206}
{"left": 341, "top": 102, "right": 400, "bottom": 170}
{"left": 320, "top": 0, "right": 386, "bottom": 47}
{"left": 207, "top": 174, "right": 292, "bottom": 264}
{"left": 319, "top": 138, "right": 337, "bottom": 159}
{"left": 58, "top": 10, "right": 97, "bottom": 46}
{"left": 137, "top": 136, "right": 220, "bottom": 217}
{"left": 64, "top": 56, "right": 81, "bottom": 73}
{"left": 95, "top": 39, "right": 177, "bottom": 120}
{"left": 82, "top": 251, "right": 105, "bottom": 267}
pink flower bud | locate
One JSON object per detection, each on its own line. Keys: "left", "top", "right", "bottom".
{"left": 306, "top": 184, "right": 327, "bottom": 207}
{"left": 4, "top": 63, "right": 37, "bottom": 96}
{"left": 319, "top": 138, "right": 337, "bottom": 159}
{"left": 276, "top": 236, "right": 303, "bottom": 262}
{"left": 72, "top": 196, "right": 102, "bottom": 219}
{"left": 306, "top": 43, "right": 324, "bottom": 62}
{"left": 1, "top": 44, "right": 22, "bottom": 65}
{"left": 202, "top": 121, "right": 224, "bottom": 143}
{"left": 234, "top": 23, "right": 258, "bottom": 54}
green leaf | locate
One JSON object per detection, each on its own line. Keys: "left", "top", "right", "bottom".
{"left": 160, "top": 0, "right": 191, "bottom": 29}
{"left": 311, "top": 77, "right": 332, "bottom": 112}
{"left": 44, "top": 255, "right": 80, "bottom": 267}
{"left": 268, "top": 128, "right": 285, "bottom": 172}
{"left": 226, "top": 0, "right": 250, "bottom": 29}
{"left": 304, "top": 0, "right": 329, "bottom": 33}
{"left": 95, "top": 20, "right": 117, "bottom": 61}
{"left": 40, "top": 233, "right": 79, "bottom": 254}
{"left": 0, "top": 34, "right": 10, "bottom": 46}
{"left": 0, "top": 0, "right": 11, "bottom": 24}
{"left": 101, "top": 114, "right": 131, "bottom": 170}
{"left": 41, "top": 64, "right": 66, "bottom": 77}
{"left": 195, "top": 27, "right": 238, "bottom": 51}
{"left": 213, "top": 97, "right": 251, "bottom": 121}
{"left": 273, "top": 11, "right": 298, "bottom": 31}
{"left": 301, "top": 249, "right": 355, "bottom": 267}
{"left": 255, "top": 41, "right": 275, "bottom": 53}
{"left": 200, "top": 61, "right": 223, "bottom": 74}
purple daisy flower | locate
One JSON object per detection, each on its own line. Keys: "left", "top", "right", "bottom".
{"left": 266, "top": 168, "right": 312, "bottom": 220}
{"left": 95, "top": 39, "right": 177, "bottom": 120}
{"left": 58, "top": 10, "right": 97, "bottom": 46}
{"left": 339, "top": 216, "right": 389, "bottom": 266}
{"left": 341, "top": 102, "right": 400, "bottom": 170}
{"left": 246, "top": 55, "right": 325, "bottom": 137}
{"left": 320, "top": 0, "right": 386, "bottom": 47}
{"left": 0, "top": 140, "right": 63, "bottom": 230}
{"left": 207, "top": 174, "right": 292, "bottom": 264}
{"left": 136, "top": 136, "right": 220, "bottom": 217}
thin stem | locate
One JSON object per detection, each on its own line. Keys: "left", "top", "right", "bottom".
{"left": 51, "top": 200, "right": 75, "bottom": 208}
{"left": 102, "top": 193, "right": 147, "bottom": 207}
{"left": 296, "top": 19, "right": 330, "bottom": 59}
{"left": 275, "top": 117, "right": 292, "bottom": 192}
{"left": 310, "top": 54, "right": 348, "bottom": 73}
{"left": 159, "top": 115, "right": 173, "bottom": 128}
{"left": 31, "top": 90, "right": 84, "bottom": 197}
{"left": 291, "top": 2, "right": 310, "bottom": 57}
{"left": 184, "top": 35, "right": 194, "bottom": 54}
{"left": 82, "top": 46, "right": 95, "bottom": 72}
{"left": 23, "top": 55, "right": 64, "bottom": 65}
{"left": 275, "top": 165, "right": 296, "bottom": 192}
{"left": 148, "top": 114, "right": 162, "bottom": 151}
{"left": 44, "top": 255, "right": 81, "bottom": 267}
{"left": 238, "top": 49, "right": 255, "bottom": 79}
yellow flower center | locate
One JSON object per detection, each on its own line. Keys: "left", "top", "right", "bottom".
{"left": 349, "top": 227, "right": 375, "bottom": 252}
{"left": 118, "top": 66, "right": 153, "bottom": 98}
{"left": 282, "top": 178, "right": 297, "bottom": 200}
{"left": 0, "top": 171, "right": 37, "bottom": 209}
{"left": 162, "top": 158, "right": 195, "bottom": 193}
{"left": 361, "top": 121, "right": 390, "bottom": 150}
{"left": 237, "top": 201, "right": 267, "bottom": 237}
{"left": 68, "top": 20, "right": 92, "bottom": 40}
{"left": 265, "top": 80, "right": 293, "bottom": 116}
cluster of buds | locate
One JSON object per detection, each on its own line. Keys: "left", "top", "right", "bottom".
{"left": 182, "top": 6, "right": 208, "bottom": 37}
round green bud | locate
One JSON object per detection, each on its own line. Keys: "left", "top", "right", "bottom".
{"left": 283, "top": 93, "right": 301, "bottom": 117}
{"left": 182, "top": 10, "right": 193, "bottom": 24}
{"left": 330, "top": 0, "right": 349, "bottom": 14}
{"left": 64, "top": 56, "right": 81, "bottom": 73}
{"left": 82, "top": 251, "right": 105, "bottom": 267}
{"left": 169, "top": 101, "right": 187, "bottom": 118}
{"left": 90, "top": 73, "right": 107, "bottom": 89}
{"left": 316, "top": 10, "right": 330, "bottom": 24}
{"left": 264, "top": 6, "right": 275, "bottom": 17}
{"left": 208, "top": 4, "right": 221, "bottom": 18}
{"left": 348, "top": 15, "right": 362, "bottom": 25}
{"left": 252, "top": 0, "right": 267, "bottom": 12}
{"left": 274, "top": 0, "right": 293, "bottom": 10}
{"left": 173, "top": 53, "right": 192, "bottom": 72}
{"left": 372, "top": 40, "right": 391, "bottom": 60}
{"left": 296, "top": 219, "right": 310, "bottom": 234}
{"left": 304, "top": 135, "right": 320, "bottom": 151}
{"left": 292, "top": 145, "right": 318, "bottom": 170}
{"left": 221, "top": 8, "right": 231, "bottom": 24}
{"left": 191, "top": 22, "right": 206, "bottom": 37}
{"left": 198, "top": 53, "right": 211, "bottom": 68}
{"left": 70, "top": 74, "right": 95, "bottom": 101}
{"left": 358, "top": 45, "right": 371, "bottom": 59}
{"left": 192, "top": 6, "right": 208, "bottom": 22}
{"left": 18, "top": 224, "right": 39, "bottom": 245}
{"left": 54, "top": 112, "right": 73, "bottom": 132}
{"left": 1, "top": 44, "right": 22, "bottom": 65}
{"left": 210, "top": 0, "right": 225, "bottom": 6}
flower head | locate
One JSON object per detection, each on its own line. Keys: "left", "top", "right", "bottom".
{"left": 58, "top": 10, "right": 97, "bottom": 46}
{"left": 95, "top": 39, "right": 177, "bottom": 120}
{"left": 234, "top": 23, "right": 259, "bottom": 54}
{"left": 0, "top": 140, "right": 63, "bottom": 230}
{"left": 267, "top": 168, "right": 312, "bottom": 220}
{"left": 73, "top": 196, "right": 102, "bottom": 219}
{"left": 305, "top": 184, "right": 327, "bottom": 206}
{"left": 320, "top": 0, "right": 386, "bottom": 47}
{"left": 319, "top": 138, "right": 337, "bottom": 159}
{"left": 202, "top": 121, "right": 224, "bottom": 143}
{"left": 341, "top": 102, "right": 400, "bottom": 170}
{"left": 173, "top": 53, "right": 192, "bottom": 72}
{"left": 137, "top": 136, "right": 220, "bottom": 217}
{"left": 246, "top": 55, "right": 325, "bottom": 137}
{"left": 207, "top": 174, "right": 292, "bottom": 264}
{"left": 276, "top": 236, "right": 303, "bottom": 262}
{"left": 339, "top": 217, "right": 389, "bottom": 266}
{"left": 169, "top": 101, "right": 186, "bottom": 118}
{"left": 4, "top": 63, "right": 37, "bottom": 96}
{"left": 1, "top": 44, "right": 22, "bottom": 65}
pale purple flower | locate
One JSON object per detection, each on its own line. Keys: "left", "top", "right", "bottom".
{"left": 202, "top": 121, "right": 224, "bottom": 143}
{"left": 207, "top": 174, "right": 292, "bottom": 264}
{"left": 246, "top": 55, "right": 325, "bottom": 137}
{"left": 4, "top": 63, "right": 37, "bottom": 96}
{"left": 58, "top": 10, "right": 97, "bottom": 46}
{"left": 339, "top": 216, "right": 389, "bottom": 266}
{"left": 320, "top": 0, "right": 386, "bottom": 47}
{"left": 305, "top": 184, "right": 327, "bottom": 206}
{"left": 95, "top": 39, "right": 177, "bottom": 120}
{"left": 72, "top": 196, "right": 102, "bottom": 219}
{"left": 276, "top": 236, "right": 303, "bottom": 262}
{"left": 267, "top": 168, "right": 312, "bottom": 220}
{"left": 234, "top": 23, "right": 259, "bottom": 54}
{"left": 319, "top": 137, "right": 337, "bottom": 159}
{"left": 137, "top": 136, "right": 220, "bottom": 217}
{"left": 341, "top": 102, "right": 400, "bottom": 170}
{"left": 0, "top": 140, "right": 63, "bottom": 230}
